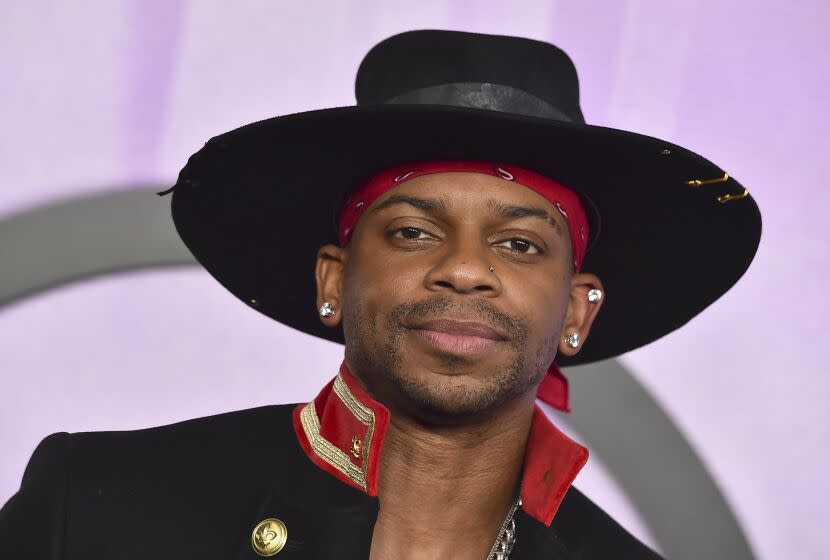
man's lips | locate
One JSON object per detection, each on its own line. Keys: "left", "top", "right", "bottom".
{"left": 413, "top": 319, "right": 507, "bottom": 340}
{"left": 408, "top": 319, "right": 508, "bottom": 355}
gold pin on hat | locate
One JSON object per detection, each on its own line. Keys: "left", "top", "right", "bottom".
{"left": 252, "top": 518, "right": 288, "bottom": 557}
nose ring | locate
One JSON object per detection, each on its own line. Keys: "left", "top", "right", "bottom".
{"left": 488, "top": 266, "right": 495, "bottom": 272}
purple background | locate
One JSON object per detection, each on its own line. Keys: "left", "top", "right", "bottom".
{"left": 2, "top": 1, "right": 828, "bottom": 558}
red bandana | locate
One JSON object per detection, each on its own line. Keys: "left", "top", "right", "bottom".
{"left": 337, "top": 161, "right": 592, "bottom": 413}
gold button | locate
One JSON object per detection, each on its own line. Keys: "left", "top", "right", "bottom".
{"left": 251, "top": 518, "right": 288, "bottom": 557}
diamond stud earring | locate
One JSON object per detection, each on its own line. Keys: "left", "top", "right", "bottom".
{"left": 319, "top": 302, "right": 335, "bottom": 318}
{"left": 564, "top": 332, "right": 580, "bottom": 348}
{"left": 587, "top": 288, "right": 603, "bottom": 303}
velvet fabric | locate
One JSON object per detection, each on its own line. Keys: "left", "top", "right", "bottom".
{"left": 0, "top": 404, "right": 662, "bottom": 559}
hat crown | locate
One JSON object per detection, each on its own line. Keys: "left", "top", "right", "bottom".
{"left": 355, "top": 30, "right": 585, "bottom": 123}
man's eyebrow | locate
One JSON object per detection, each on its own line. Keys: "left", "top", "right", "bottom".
{"left": 371, "top": 194, "right": 447, "bottom": 214}
{"left": 490, "top": 202, "right": 564, "bottom": 237}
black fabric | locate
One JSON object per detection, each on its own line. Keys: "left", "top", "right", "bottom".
{"left": 168, "top": 30, "right": 762, "bottom": 367}
{"left": 355, "top": 30, "right": 585, "bottom": 123}
{"left": 0, "top": 405, "right": 661, "bottom": 559}
{"left": 170, "top": 103, "right": 761, "bottom": 367}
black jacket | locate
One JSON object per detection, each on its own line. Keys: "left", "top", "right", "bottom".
{"left": 0, "top": 404, "right": 661, "bottom": 559}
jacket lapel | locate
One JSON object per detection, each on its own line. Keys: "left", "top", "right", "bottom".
{"left": 512, "top": 509, "right": 573, "bottom": 560}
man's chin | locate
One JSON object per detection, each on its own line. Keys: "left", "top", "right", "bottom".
{"left": 388, "top": 368, "right": 512, "bottom": 420}
{"left": 402, "top": 344, "right": 508, "bottom": 376}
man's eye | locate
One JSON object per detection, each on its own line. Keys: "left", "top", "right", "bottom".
{"left": 496, "top": 238, "right": 542, "bottom": 255}
{"left": 394, "top": 227, "right": 430, "bottom": 240}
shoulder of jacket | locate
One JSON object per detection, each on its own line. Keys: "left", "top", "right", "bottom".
{"left": 72, "top": 402, "right": 297, "bottom": 445}
{"left": 65, "top": 403, "right": 303, "bottom": 485}
{"left": 20, "top": 432, "right": 71, "bottom": 486}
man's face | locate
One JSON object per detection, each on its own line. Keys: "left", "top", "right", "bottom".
{"left": 325, "top": 172, "right": 582, "bottom": 421}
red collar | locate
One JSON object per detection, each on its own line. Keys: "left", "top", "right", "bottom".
{"left": 292, "top": 363, "right": 589, "bottom": 526}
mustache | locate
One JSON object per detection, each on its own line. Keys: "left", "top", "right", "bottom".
{"left": 386, "top": 295, "right": 527, "bottom": 341}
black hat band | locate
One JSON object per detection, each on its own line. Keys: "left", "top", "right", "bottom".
{"left": 384, "top": 82, "right": 575, "bottom": 122}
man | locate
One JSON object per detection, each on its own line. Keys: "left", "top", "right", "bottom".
{"left": 0, "top": 30, "right": 760, "bottom": 559}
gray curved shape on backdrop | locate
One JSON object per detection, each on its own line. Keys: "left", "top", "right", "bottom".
{"left": 0, "top": 187, "right": 754, "bottom": 559}
{"left": 565, "top": 361, "right": 755, "bottom": 559}
{"left": 0, "top": 188, "right": 195, "bottom": 307}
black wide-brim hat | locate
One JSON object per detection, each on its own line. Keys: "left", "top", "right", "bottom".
{"left": 169, "top": 30, "right": 761, "bottom": 367}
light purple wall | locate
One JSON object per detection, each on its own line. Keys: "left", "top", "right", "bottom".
{"left": 2, "top": 2, "right": 828, "bottom": 558}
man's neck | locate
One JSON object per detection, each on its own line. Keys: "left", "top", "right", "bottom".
{"left": 369, "top": 393, "right": 535, "bottom": 560}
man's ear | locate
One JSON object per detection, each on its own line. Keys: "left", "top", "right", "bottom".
{"left": 557, "top": 272, "right": 604, "bottom": 357}
{"left": 315, "top": 243, "right": 347, "bottom": 326}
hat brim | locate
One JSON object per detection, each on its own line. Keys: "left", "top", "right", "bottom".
{"left": 171, "top": 104, "right": 761, "bottom": 366}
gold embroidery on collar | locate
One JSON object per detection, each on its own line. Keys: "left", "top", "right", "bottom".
{"left": 298, "top": 374, "right": 376, "bottom": 491}
{"left": 332, "top": 374, "right": 376, "bottom": 474}
{"left": 299, "top": 402, "right": 366, "bottom": 489}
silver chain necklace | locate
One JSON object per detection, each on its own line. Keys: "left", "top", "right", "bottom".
{"left": 486, "top": 494, "right": 521, "bottom": 560}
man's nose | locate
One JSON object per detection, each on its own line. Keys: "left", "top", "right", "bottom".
{"left": 423, "top": 233, "right": 501, "bottom": 296}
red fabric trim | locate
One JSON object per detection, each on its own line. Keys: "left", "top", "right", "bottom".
{"left": 337, "top": 364, "right": 391, "bottom": 496}
{"left": 521, "top": 406, "right": 589, "bottom": 526}
{"left": 292, "top": 380, "right": 368, "bottom": 494}
{"left": 536, "top": 363, "right": 571, "bottom": 413}
{"left": 291, "top": 365, "right": 390, "bottom": 496}
{"left": 294, "top": 363, "right": 589, "bottom": 526}
{"left": 292, "top": 402, "right": 370, "bottom": 492}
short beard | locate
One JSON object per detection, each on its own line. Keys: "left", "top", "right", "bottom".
{"left": 344, "top": 295, "right": 554, "bottom": 421}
